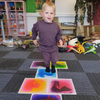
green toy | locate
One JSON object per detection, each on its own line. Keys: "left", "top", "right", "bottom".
{"left": 83, "top": 46, "right": 96, "bottom": 54}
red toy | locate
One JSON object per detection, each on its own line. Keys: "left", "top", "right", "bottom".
{"left": 67, "top": 45, "right": 78, "bottom": 52}
{"left": 13, "top": 21, "right": 17, "bottom": 27}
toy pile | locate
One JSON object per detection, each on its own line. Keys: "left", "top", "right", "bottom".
{"left": 57, "top": 36, "right": 100, "bottom": 54}
{"left": 0, "top": 33, "right": 34, "bottom": 49}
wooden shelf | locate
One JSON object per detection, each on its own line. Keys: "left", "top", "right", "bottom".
{"left": 59, "top": 23, "right": 79, "bottom": 36}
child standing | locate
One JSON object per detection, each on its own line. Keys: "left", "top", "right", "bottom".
{"left": 31, "top": 1, "right": 63, "bottom": 73}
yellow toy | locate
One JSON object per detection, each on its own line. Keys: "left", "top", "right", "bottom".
{"left": 70, "top": 47, "right": 80, "bottom": 54}
{"left": 29, "top": 31, "right": 32, "bottom": 37}
{"left": 75, "top": 41, "right": 86, "bottom": 54}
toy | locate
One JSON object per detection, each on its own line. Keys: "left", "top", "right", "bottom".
{"left": 92, "top": 40, "right": 100, "bottom": 44}
{"left": 92, "top": 40, "right": 100, "bottom": 47}
{"left": 20, "top": 32, "right": 25, "bottom": 35}
{"left": 9, "top": 2, "right": 15, "bottom": 10}
{"left": 18, "top": 15, "right": 23, "bottom": 19}
{"left": 83, "top": 46, "right": 96, "bottom": 54}
{"left": 29, "top": 31, "right": 32, "bottom": 37}
{"left": 13, "top": 21, "right": 17, "bottom": 27}
{"left": 97, "top": 43, "right": 100, "bottom": 47}
{"left": 13, "top": 30, "right": 17, "bottom": 34}
{"left": 0, "top": 38, "right": 3, "bottom": 45}
{"left": 17, "top": 2, "right": 23, "bottom": 10}
{"left": 75, "top": 41, "right": 86, "bottom": 54}
{"left": 68, "top": 37, "right": 78, "bottom": 46}
{"left": 90, "top": 33, "right": 100, "bottom": 39}
{"left": 67, "top": 45, "right": 78, "bottom": 52}
{"left": 17, "top": 40, "right": 33, "bottom": 49}
{"left": 57, "top": 40, "right": 67, "bottom": 48}
{"left": 76, "top": 35, "right": 85, "bottom": 42}
{"left": 0, "top": 14, "right": 3, "bottom": 19}
{"left": 0, "top": 38, "right": 3, "bottom": 42}
{"left": 10, "top": 13, "right": 15, "bottom": 19}
{"left": 2, "top": 38, "right": 14, "bottom": 47}
{"left": 69, "top": 47, "right": 80, "bottom": 54}
{"left": 0, "top": 2, "right": 5, "bottom": 10}
{"left": 35, "top": 43, "right": 39, "bottom": 48}
{"left": 19, "top": 24, "right": 24, "bottom": 28}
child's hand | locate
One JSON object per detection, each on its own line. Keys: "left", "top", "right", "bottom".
{"left": 33, "top": 40, "right": 38, "bottom": 45}
{"left": 59, "top": 39, "right": 63, "bottom": 46}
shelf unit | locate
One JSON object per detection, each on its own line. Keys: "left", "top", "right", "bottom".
{"left": 0, "top": 1, "right": 27, "bottom": 36}
{"left": 0, "top": 1, "right": 6, "bottom": 37}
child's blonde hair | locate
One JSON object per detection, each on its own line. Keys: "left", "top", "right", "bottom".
{"left": 42, "top": 1, "right": 56, "bottom": 12}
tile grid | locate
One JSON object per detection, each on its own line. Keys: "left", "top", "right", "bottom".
{"left": 0, "top": 45, "right": 100, "bottom": 99}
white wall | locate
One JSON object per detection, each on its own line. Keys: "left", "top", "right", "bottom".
{"left": 26, "top": 0, "right": 89, "bottom": 35}
{"left": 55, "top": 0, "right": 76, "bottom": 15}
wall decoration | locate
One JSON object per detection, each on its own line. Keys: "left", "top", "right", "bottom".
{"left": 48, "top": 79, "right": 76, "bottom": 94}
{"left": 26, "top": 0, "right": 36, "bottom": 13}
{"left": 30, "top": 94, "right": 62, "bottom": 100}
{"left": 35, "top": 68, "right": 58, "bottom": 78}
{"left": 35, "top": 0, "right": 55, "bottom": 12}
{"left": 18, "top": 78, "right": 47, "bottom": 94}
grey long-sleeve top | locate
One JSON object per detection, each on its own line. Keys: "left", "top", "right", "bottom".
{"left": 31, "top": 20, "right": 62, "bottom": 52}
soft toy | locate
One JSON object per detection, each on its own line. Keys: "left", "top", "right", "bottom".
{"left": 75, "top": 41, "right": 86, "bottom": 54}
{"left": 68, "top": 37, "right": 78, "bottom": 46}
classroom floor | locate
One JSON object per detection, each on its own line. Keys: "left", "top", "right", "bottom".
{"left": 0, "top": 43, "right": 100, "bottom": 100}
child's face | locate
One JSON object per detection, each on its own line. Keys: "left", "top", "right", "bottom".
{"left": 42, "top": 6, "right": 55, "bottom": 23}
